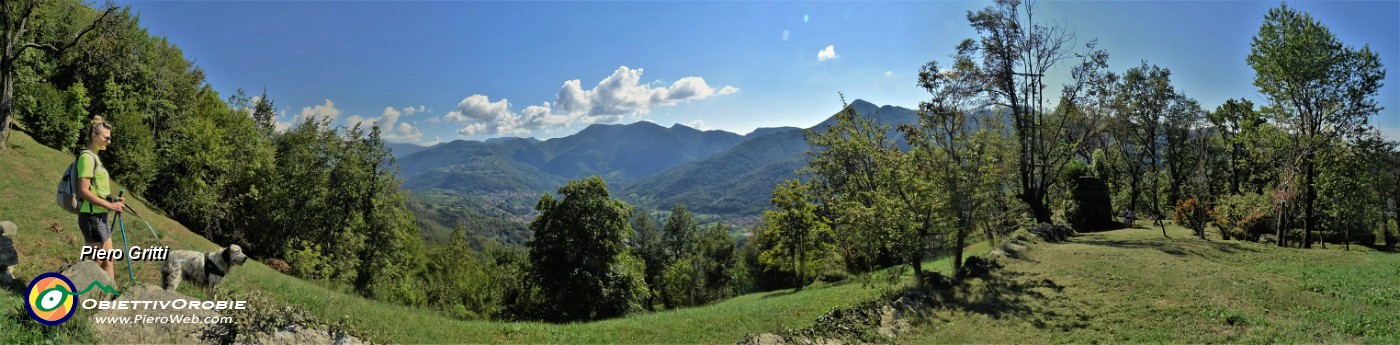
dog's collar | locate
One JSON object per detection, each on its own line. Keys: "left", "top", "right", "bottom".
{"left": 205, "top": 255, "right": 226, "bottom": 278}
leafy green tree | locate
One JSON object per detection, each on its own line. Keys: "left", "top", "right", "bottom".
{"left": 1164, "top": 95, "right": 1204, "bottom": 209}
{"left": 961, "top": 0, "right": 1103, "bottom": 223}
{"left": 803, "top": 97, "right": 905, "bottom": 281}
{"left": 629, "top": 210, "right": 665, "bottom": 310}
{"left": 906, "top": 53, "right": 1008, "bottom": 277}
{"left": 1247, "top": 2, "right": 1385, "bottom": 248}
{"left": 1207, "top": 99, "right": 1265, "bottom": 195}
{"left": 1112, "top": 62, "right": 1175, "bottom": 237}
{"left": 693, "top": 223, "right": 736, "bottom": 302}
{"left": 661, "top": 204, "right": 697, "bottom": 269}
{"left": 100, "top": 77, "right": 157, "bottom": 194}
{"left": 1, "top": 0, "right": 115, "bottom": 149}
{"left": 762, "top": 179, "right": 829, "bottom": 291}
{"left": 526, "top": 176, "right": 640, "bottom": 322}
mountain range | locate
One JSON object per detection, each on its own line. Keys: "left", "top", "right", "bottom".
{"left": 393, "top": 99, "right": 920, "bottom": 224}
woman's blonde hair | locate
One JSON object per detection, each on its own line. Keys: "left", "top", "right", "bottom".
{"left": 88, "top": 115, "right": 113, "bottom": 142}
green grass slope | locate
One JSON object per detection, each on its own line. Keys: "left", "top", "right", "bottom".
{"left": 900, "top": 223, "right": 1399, "bottom": 343}
{"left": 1, "top": 130, "right": 976, "bottom": 343}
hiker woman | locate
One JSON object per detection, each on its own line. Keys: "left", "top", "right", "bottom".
{"left": 76, "top": 115, "right": 123, "bottom": 281}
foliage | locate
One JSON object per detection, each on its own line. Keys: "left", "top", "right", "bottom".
{"left": 17, "top": 80, "right": 87, "bottom": 152}
{"left": 526, "top": 176, "right": 641, "bottom": 322}
{"left": 1248, "top": 2, "right": 1386, "bottom": 248}
{"left": 961, "top": 0, "right": 1109, "bottom": 223}
{"left": 1213, "top": 193, "right": 1275, "bottom": 241}
{"left": 1172, "top": 198, "right": 1211, "bottom": 239}
{"left": 760, "top": 179, "right": 832, "bottom": 290}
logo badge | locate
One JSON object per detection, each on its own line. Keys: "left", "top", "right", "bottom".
{"left": 26, "top": 272, "right": 78, "bottom": 326}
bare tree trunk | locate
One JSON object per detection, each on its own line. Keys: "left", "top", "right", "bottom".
{"left": 1304, "top": 159, "right": 1315, "bottom": 249}
{"left": 0, "top": 62, "right": 13, "bottom": 148}
{"left": 1277, "top": 201, "right": 1288, "bottom": 247}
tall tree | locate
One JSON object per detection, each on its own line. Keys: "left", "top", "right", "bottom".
{"left": 1207, "top": 99, "right": 1265, "bottom": 195}
{"left": 906, "top": 52, "right": 1003, "bottom": 277}
{"left": 1247, "top": 3, "right": 1385, "bottom": 248}
{"left": 630, "top": 210, "right": 664, "bottom": 310}
{"left": 962, "top": 0, "right": 1100, "bottom": 223}
{"left": 253, "top": 87, "right": 276, "bottom": 134}
{"left": 1113, "top": 62, "right": 1175, "bottom": 237}
{"left": 804, "top": 97, "right": 934, "bottom": 284}
{"left": 526, "top": 176, "right": 639, "bottom": 321}
{"left": 763, "top": 179, "right": 828, "bottom": 291}
{"left": 1, "top": 0, "right": 114, "bottom": 148}
{"left": 1164, "top": 94, "right": 1204, "bottom": 209}
{"left": 661, "top": 204, "right": 697, "bottom": 267}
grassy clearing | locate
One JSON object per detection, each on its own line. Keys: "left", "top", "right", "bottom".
{"left": 2, "top": 130, "right": 984, "bottom": 343}
{"left": 900, "top": 223, "right": 1399, "bottom": 344}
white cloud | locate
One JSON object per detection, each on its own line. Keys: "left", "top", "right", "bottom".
{"left": 299, "top": 99, "right": 341, "bottom": 124}
{"left": 818, "top": 45, "right": 838, "bottom": 62}
{"left": 446, "top": 66, "right": 738, "bottom": 137}
{"left": 402, "top": 105, "right": 426, "bottom": 116}
{"left": 342, "top": 105, "right": 426, "bottom": 143}
{"left": 275, "top": 99, "right": 340, "bottom": 132}
{"left": 383, "top": 122, "right": 424, "bottom": 143}
{"left": 445, "top": 95, "right": 512, "bottom": 122}
{"left": 687, "top": 120, "right": 706, "bottom": 130}
{"left": 884, "top": 70, "right": 893, "bottom": 77}
{"left": 782, "top": 30, "right": 790, "bottom": 41}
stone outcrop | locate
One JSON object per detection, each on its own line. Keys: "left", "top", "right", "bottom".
{"left": 91, "top": 284, "right": 220, "bottom": 344}
{"left": 57, "top": 260, "right": 116, "bottom": 301}
{"left": 0, "top": 221, "right": 17, "bottom": 284}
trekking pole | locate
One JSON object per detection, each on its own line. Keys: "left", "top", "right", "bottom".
{"left": 120, "top": 205, "right": 160, "bottom": 242}
{"left": 116, "top": 189, "right": 136, "bottom": 285}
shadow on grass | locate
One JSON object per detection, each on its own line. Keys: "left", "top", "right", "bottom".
{"left": 1075, "top": 236, "right": 1262, "bottom": 258}
{"left": 934, "top": 269, "right": 1069, "bottom": 323}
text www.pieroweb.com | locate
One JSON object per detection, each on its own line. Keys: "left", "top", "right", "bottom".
{"left": 93, "top": 314, "right": 232, "bottom": 324}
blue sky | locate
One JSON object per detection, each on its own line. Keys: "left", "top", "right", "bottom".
{"left": 117, "top": 1, "right": 1399, "bottom": 145}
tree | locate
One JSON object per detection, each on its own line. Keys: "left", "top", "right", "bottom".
{"left": 1164, "top": 95, "right": 1204, "bottom": 209}
{"left": 906, "top": 53, "right": 1004, "bottom": 278}
{"left": 253, "top": 87, "right": 276, "bottom": 134}
{"left": 762, "top": 179, "right": 828, "bottom": 291}
{"left": 630, "top": 210, "right": 665, "bottom": 310}
{"left": 526, "top": 176, "right": 639, "bottom": 322}
{"left": 804, "top": 97, "right": 945, "bottom": 285}
{"left": 1247, "top": 2, "right": 1385, "bottom": 248}
{"left": 1207, "top": 99, "right": 1266, "bottom": 195}
{"left": 962, "top": 0, "right": 1101, "bottom": 223}
{"left": 661, "top": 204, "right": 697, "bottom": 269}
{"left": 1112, "top": 62, "right": 1175, "bottom": 237}
{"left": 1, "top": 0, "right": 115, "bottom": 148}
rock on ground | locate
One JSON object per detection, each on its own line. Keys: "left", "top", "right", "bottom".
{"left": 58, "top": 260, "right": 116, "bottom": 301}
{"left": 251, "top": 324, "right": 370, "bottom": 345}
{"left": 91, "top": 284, "right": 220, "bottom": 344}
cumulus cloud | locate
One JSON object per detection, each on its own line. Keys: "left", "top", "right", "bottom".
{"left": 384, "top": 122, "right": 424, "bottom": 142}
{"left": 686, "top": 120, "right": 706, "bottom": 130}
{"left": 782, "top": 30, "right": 790, "bottom": 41}
{"left": 344, "top": 105, "right": 426, "bottom": 143}
{"left": 446, "top": 66, "right": 738, "bottom": 137}
{"left": 884, "top": 70, "right": 893, "bottom": 77}
{"left": 402, "top": 105, "right": 426, "bottom": 116}
{"left": 274, "top": 99, "right": 340, "bottom": 132}
{"left": 818, "top": 45, "right": 838, "bottom": 62}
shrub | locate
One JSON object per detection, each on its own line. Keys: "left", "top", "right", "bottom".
{"left": 1173, "top": 198, "right": 1211, "bottom": 238}
{"left": 266, "top": 258, "right": 291, "bottom": 274}
{"left": 1029, "top": 223, "right": 1074, "bottom": 242}
{"left": 1212, "top": 193, "right": 1274, "bottom": 241}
